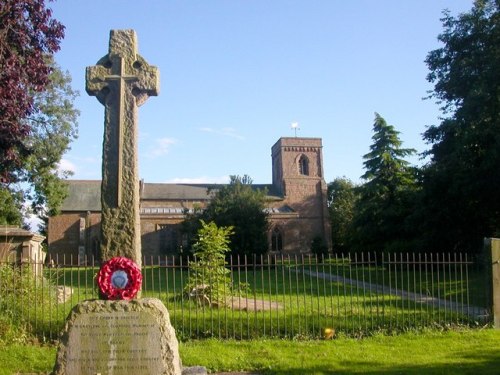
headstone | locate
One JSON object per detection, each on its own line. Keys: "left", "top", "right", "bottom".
{"left": 53, "top": 298, "right": 182, "bottom": 375}
{"left": 86, "top": 29, "right": 159, "bottom": 267}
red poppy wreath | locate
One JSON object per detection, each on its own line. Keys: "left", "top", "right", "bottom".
{"left": 97, "top": 257, "right": 142, "bottom": 300}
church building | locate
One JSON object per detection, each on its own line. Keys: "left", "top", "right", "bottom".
{"left": 47, "top": 137, "right": 331, "bottom": 263}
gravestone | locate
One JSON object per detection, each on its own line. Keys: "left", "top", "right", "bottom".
{"left": 86, "top": 29, "right": 159, "bottom": 267}
{"left": 53, "top": 30, "right": 193, "bottom": 375}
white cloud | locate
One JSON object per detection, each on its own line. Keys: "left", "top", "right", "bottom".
{"left": 147, "top": 137, "right": 177, "bottom": 158}
{"left": 21, "top": 202, "right": 43, "bottom": 233}
{"left": 166, "top": 175, "right": 230, "bottom": 184}
{"left": 79, "top": 156, "right": 99, "bottom": 163}
{"left": 199, "top": 127, "right": 245, "bottom": 140}
{"left": 57, "top": 159, "right": 77, "bottom": 175}
{"left": 25, "top": 213, "right": 42, "bottom": 233}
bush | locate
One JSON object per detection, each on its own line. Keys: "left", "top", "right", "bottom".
{"left": 185, "top": 220, "right": 234, "bottom": 306}
{"left": 0, "top": 263, "right": 58, "bottom": 343}
{"left": 0, "top": 314, "right": 29, "bottom": 345}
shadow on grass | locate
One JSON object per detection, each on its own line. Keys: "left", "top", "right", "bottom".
{"left": 261, "top": 348, "right": 500, "bottom": 374}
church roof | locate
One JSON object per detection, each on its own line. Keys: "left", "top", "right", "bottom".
{"left": 61, "top": 180, "right": 283, "bottom": 212}
{"left": 63, "top": 180, "right": 101, "bottom": 211}
{"left": 141, "top": 183, "right": 219, "bottom": 200}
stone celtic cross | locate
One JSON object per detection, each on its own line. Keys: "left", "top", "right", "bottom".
{"left": 86, "top": 30, "right": 159, "bottom": 266}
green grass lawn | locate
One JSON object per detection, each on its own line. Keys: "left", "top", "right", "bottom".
{"left": 10, "top": 263, "right": 482, "bottom": 341}
{"left": 2, "top": 330, "right": 500, "bottom": 375}
{"left": 55, "top": 258, "right": 489, "bottom": 309}
{"left": 296, "top": 255, "right": 490, "bottom": 309}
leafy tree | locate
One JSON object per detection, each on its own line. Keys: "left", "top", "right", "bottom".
{"left": 204, "top": 175, "right": 269, "bottom": 257}
{"left": 24, "top": 59, "right": 79, "bottom": 221}
{"left": 420, "top": 0, "right": 500, "bottom": 253}
{"left": 0, "top": 187, "right": 23, "bottom": 226}
{"left": 0, "top": 0, "right": 65, "bottom": 183}
{"left": 327, "top": 177, "right": 358, "bottom": 253}
{"left": 182, "top": 175, "right": 269, "bottom": 257}
{"left": 0, "top": 59, "right": 79, "bottom": 229}
{"left": 351, "top": 113, "right": 417, "bottom": 253}
{"left": 180, "top": 203, "right": 204, "bottom": 253}
{"left": 185, "top": 220, "right": 233, "bottom": 306}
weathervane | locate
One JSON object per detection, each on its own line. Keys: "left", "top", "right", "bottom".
{"left": 291, "top": 122, "right": 300, "bottom": 137}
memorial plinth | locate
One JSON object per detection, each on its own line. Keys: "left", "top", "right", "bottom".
{"left": 53, "top": 298, "right": 182, "bottom": 375}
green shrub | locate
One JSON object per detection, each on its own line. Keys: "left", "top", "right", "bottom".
{"left": 0, "top": 314, "right": 29, "bottom": 345}
{"left": 185, "top": 220, "right": 234, "bottom": 306}
{"left": 0, "top": 263, "right": 58, "bottom": 343}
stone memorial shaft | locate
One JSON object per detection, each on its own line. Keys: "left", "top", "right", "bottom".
{"left": 86, "top": 30, "right": 159, "bottom": 266}
{"left": 54, "top": 31, "right": 186, "bottom": 375}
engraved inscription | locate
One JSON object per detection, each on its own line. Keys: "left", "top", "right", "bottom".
{"left": 65, "top": 311, "right": 165, "bottom": 374}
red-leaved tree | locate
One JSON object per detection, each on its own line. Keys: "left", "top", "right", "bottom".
{"left": 0, "top": 0, "right": 64, "bottom": 183}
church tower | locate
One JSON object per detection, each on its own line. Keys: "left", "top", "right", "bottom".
{"left": 270, "top": 137, "right": 331, "bottom": 253}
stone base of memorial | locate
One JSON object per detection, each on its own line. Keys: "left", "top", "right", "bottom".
{"left": 53, "top": 298, "right": 182, "bottom": 375}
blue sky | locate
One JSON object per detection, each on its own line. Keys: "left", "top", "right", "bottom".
{"left": 50, "top": 0, "right": 473, "bottom": 185}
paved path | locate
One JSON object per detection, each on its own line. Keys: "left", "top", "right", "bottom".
{"left": 300, "top": 269, "right": 489, "bottom": 321}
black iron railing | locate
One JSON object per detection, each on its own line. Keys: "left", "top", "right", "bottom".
{"left": 0, "top": 252, "right": 492, "bottom": 341}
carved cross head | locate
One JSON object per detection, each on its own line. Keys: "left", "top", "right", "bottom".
{"left": 86, "top": 30, "right": 159, "bottom": 107}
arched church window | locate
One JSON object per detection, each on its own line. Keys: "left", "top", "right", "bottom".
{"left": 271, "top": 227, "right": 283, "bottom": 252}
{"left": 298, "top": 154, "right": 309, "bottom": 176}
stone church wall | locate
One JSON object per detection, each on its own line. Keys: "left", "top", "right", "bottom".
{"left": 47, "top": 137, "right": 332, "bottom": 262}
{"left": 48, "top": 212, "right": 101, "bottom": 262}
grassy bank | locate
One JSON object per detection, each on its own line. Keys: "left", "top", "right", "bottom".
{"left": 2, "top": 329, "right": 500, "bottom": 375}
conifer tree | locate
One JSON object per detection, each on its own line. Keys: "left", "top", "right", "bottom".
{"left": 351, "top": 113, "right": 417, "bottom": 253}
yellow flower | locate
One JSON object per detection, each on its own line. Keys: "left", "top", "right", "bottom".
{"left": 323, "top": 327, "right": 335, "bottom": 339}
